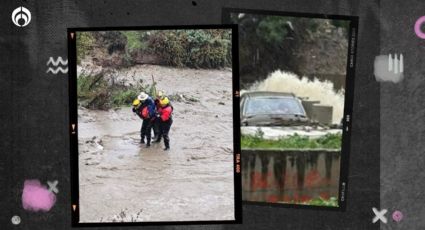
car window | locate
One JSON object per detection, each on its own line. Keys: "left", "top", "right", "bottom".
{"left": 245, "top": 97, "right": 304, "bottom": 115}
{"left": 240, "top": 95, "right": 246, "bottom": 108}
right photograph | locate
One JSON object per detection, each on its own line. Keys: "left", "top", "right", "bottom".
{"left": 224, "top": 9, "right": 358, "bottom": 208}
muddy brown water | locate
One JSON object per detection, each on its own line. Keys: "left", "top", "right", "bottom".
{"left": 77, "top": 66, "right": 234, "bottom": 222}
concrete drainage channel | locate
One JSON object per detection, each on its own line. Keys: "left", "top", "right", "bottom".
{"left": 241, "top": 149, "right": 341, "bottom": 205}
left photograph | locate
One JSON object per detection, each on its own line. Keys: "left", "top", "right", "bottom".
{"left": 68, "top": 26, "right": 240, "bottom": 225}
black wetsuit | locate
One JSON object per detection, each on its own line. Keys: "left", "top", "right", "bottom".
{"left": 133, "top": 98, "right": 156, "bottom": 146}
{"left": 153, "top": 99, "right": 161, "bottom": 141}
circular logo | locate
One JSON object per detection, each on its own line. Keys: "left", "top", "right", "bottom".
{"left": 11, "top": 215, "right": 21, "bottom": 225}
{"left": 414, "top": 16, "right": 425, "bottom": 39}
{"left": 11, "top": 6, "right": 31, "bottom": 27}
{"left": 392, "top": 210, "right": 403, "bottom": 222}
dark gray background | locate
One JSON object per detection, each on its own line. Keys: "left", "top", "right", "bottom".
{"left": 380, "top": 0, "right": 425, "bottom": 229}
{"left": 1, "top": 0, "right": 417, "bottom": 229}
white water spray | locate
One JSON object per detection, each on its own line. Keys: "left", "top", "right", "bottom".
{"left": 245, "top": 70, "right": 345, "bottom": 124}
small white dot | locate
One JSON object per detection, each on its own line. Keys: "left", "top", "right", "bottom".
{"left": 11, "top": 215, "right": 21, "bottom": 225}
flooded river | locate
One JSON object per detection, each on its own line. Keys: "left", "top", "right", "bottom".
{"left": 77, "top": 65, "right": 235, "bottom": 222}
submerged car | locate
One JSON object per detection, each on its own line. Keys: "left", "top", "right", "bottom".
{"left": 240, "top": 91, "right": 342, "bottom": 139}
{"left": 240, "top": 91, "right": 309, "bottom": 126}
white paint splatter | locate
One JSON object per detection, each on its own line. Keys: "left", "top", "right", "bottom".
{"left": 374, "top": 54, "right": 404, "bottom": 83}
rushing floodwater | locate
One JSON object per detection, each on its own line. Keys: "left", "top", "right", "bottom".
{"left": 77, "top": 65, "right": 235, "bottom": 222}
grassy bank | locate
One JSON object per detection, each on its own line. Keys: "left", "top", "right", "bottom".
{"left": 241, "top": 130, "right": 342, "bottom": 150}
{"left": 77, "top": 72, "right": 154, "bottom": 110}
{"left": 303, "top": 197, "right": 338, "bottom": 207}
{"left": 77, "top": 30, "right": 232, "bottom": 69}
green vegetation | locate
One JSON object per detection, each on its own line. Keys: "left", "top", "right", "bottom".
{"left": 241, "top": 129, "right": 342, "bottom": 150}
{"left": 256, "top": 16, "right": 291, "bottom": 44}
{"left": 330, "top": 20, "right": 350, "bottom": 30}
{"left": 122, "top": 31, "right": 147, "bottom": 52}
{"left": 121, "top": 31, "right": 149, "bottom": 66}
{"left": 77, "top": 73, "right": 109, "bottom": 109}
{"left": 77, "top": 29, "right": 232, "bottom": 69}
{"left": 303, "top": 197, "right": 338, "bottom": 207}
{"left": 279, "top": 196, "right": 338, "bottom": 207}
{"left": 76, "top": 32, "right": 95, "bottom": 64}
{"left": 229, "top": 13, "right": 349, "bottom": 89}
{"left": 111, "top": 89, "right": 139, "bottom": 106}
{"left": 143, "top": 29, "right": 232, "bottom": 68}
{"left": 77, "top": 73, "right": 152, "bottom": 109}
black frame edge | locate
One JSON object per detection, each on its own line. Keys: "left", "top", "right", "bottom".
{"left": 68, "top": 24, "right": 242, "bottom": 227}
{"left": 222, "top": 7, "right": 359, "bottom": 212}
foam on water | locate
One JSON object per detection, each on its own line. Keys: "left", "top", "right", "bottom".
{"left": 245, "top": 70, "right": 345, "bottom": 124}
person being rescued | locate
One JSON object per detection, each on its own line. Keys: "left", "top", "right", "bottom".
{"left": 156, "top": 96, "right": 173, "bottom": 151}
{"left": 152, "top": 90, "right": 165, "bottom": 143}
{"left": 132, "top": 92, "right": 156, "bottom": 147}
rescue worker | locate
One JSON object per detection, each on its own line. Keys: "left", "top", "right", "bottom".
{"left": 156, "top": 97, "right": 173, "bottom": 151}
{"left": 153, "top": 90, "right": 166, "bottom": 143}
{"left": 132, "top": 99, "right": 142, "bottom": 118}
{"left": 132, "top": 92, "right": 156, "bottom": 147}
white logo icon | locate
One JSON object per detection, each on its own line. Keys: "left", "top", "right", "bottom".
{"left": 46, "top": 57, "right": 68, "bottom": 74}
{"left": 47, "top": 180, "right": 59, "bottom": 194}
{"left": 388, "top": 53, "right": 403, "bottom": 74}
{"left": 374, "top": 53, "right": 404, "bottom": 83}
{"left": 372, "top": 207, "right": 388, "bottom": 224}
{"left": 11, "top": 215, "right": 21, "bottom": 225}
{"left": 11, "top": 7, "right": 31, "bottom": 27}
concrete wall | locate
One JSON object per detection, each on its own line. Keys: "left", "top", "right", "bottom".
{"left": 301, "top": 100, "right": 320, "bottom": 119}
{"left": 242, "top": 149, "right": 341, "bottom": 204}
{"left": 312, "top": 105, "right": 333, "bottom": 125}
{"left": 302, "top": 100, "right": 334, "bottom": 125}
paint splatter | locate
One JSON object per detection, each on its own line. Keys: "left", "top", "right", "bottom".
{"left": 22, "top": 180, "right": 56, "bottom": 212}
{"left": 414, "top": 16, "right": 425, "bottom": 39}
{"left": 392, "top": 210, "right": 403, "bottom": 222}
{"left": 374, "top": 54, "right": 404, "bottom": 83}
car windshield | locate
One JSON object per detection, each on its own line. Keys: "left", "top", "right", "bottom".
{"left": 245, "top": 97, "right": 305, "bottom": 116}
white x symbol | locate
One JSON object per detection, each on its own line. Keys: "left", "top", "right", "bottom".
{"left": 372, "top": 207, "right": 387, "bottom": 224}
{"left": 47, "top": 180, "right": 59, "bottom": 194}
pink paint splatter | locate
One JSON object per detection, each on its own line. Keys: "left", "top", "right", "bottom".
{"left": 22, "top": 180, "right": 56, "bottom": 212}
{"left": 392, "top": 210, "right": 403, "bottom": 222}
{"left": 414, "top": 16, "right": 425, "bottom": 39}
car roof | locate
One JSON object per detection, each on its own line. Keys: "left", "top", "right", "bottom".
{"left": 242, "top": 91, "right": 296, "bottom": 98}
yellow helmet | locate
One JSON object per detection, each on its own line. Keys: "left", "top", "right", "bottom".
{"left": 159, "top": 97, "right": 169, "bottom": 106}
{"left": 132, "top": 99, "right": 141, "bottom": 106}
{"left": 157, "top": 90, "right": 165, "bottom": 99}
